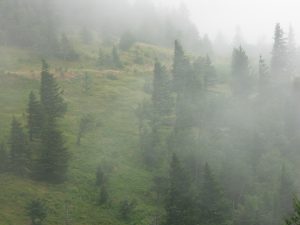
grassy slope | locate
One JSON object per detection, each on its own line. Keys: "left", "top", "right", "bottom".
{"left": 0, "top": 43, "right": 171, "bottom": 225}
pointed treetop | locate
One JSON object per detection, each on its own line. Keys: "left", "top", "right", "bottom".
{"left": 42, "top": 59, "right": 49, "bottom": 73}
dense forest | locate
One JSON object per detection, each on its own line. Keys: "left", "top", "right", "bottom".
{"left": 0, "top": 0, "right": 300, "bottom": 225}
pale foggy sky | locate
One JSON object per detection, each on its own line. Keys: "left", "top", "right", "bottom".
{"left": 153, "top": 0, "right": 300, "bottom": 44}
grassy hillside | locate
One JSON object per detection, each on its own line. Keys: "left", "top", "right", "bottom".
{"left": 0, "top": 43, "right": 172, "bottom": 225}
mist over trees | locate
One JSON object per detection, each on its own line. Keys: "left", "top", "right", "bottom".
{"left": 0, "top": 0, "right": 206, "bottom": 54}
{"left": 1, "top": 0, "right": 300, "bottom": 224}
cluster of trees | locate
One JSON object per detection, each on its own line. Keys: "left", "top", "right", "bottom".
{"left": 137, "top": 22, "right": 300, "bottom": 225}
{"left": 97, "top": 46, "right": 123, "bottom": 69}
{"left": 0, "top": 0, "right": 78, "bottom": 59}
{"left": 0, "top": 61, "right": 69, "bottom": 183}
{"left": 0, "top": 0, "right": 212, "bottom": 56}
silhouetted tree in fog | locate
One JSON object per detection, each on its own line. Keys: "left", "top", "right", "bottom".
{"left": 9, "top": 118, "right": 31, "bottom": 177}
{"left": 27, "top": 91, "right": 43, "bottom": 141}
{"left": 231, "top": 46, "right": 251, "bottom": 96}
{"left": 271, "top": 23, "right": 287, "bottom": 77}
{"left": 165, "top": 154, "right": 192, "bottom": 225}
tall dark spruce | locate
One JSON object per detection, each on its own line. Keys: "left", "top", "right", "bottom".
{"left": 35, "top": 60, "right": 68, "bottom": 183}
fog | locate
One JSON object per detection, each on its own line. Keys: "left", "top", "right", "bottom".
{"left": 155, "top": 0, "right": 300, "bottom": 44}
{"left": 1, "top": 0, "right": 300, "bottom": 224}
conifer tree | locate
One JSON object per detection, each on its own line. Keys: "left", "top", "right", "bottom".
{"left": 119, "top": 31, "right": 135, "bottom": 51}
{"left": 80, "top": 26, "right": 93, "bottom": 45}
{"left": 285, "top": 197, "right": 300, "bottom": 225}
{"left": 26, "top": 199, "right": 47, "bottom": 225}
{"left": 203, "top": 55, "right": 217, "bottom": 89}
{"left": 287, "top": 25, "right": 297, "bottom": 78}
{"left": 9, "top": 118, "right": 30, "bottom": 177}
{"left": 276, "top": 166, "right": 294, "bottom": 223}
{"left": 231, "top": 46, "right": 250, "bottom": 96}
{"left": 271, "top": 23, "right": 287, "bottom": 77}
{"left": 59, "top": 34, "right": 78, "bottom": 61}
{"left": 165, "top": 154, "right": 192, "bottom": 225}
{"left": 258, "top": 55, "right": 269, "bottom": 93}
{"left": 202, "top": 34, "right": 214, "bottom": 56}
{"left": 197, "top": 163, "right": 230, "bottom": 225}
{"left": 40, "top": 60, "right": 67, "bottom": 121}
{"left": 0, "top": 142, "right": 7, "bottom": 172}
{"left": 112, "top": 45, "right": 122, "bottom": 69}
{"left": 172, "top": 40, "right": 190, "bottom": 94}
{"left": 27, "top": 91, "right": 43, "bottom": 141}
{"left": 36, "top": 60, "right": 69, "bottom": 183}
{"left": 99, "top": 184, "right": 109, "bottom": 205}
{"left": 152, "top": 61, "right": 173, "bottom": 120}
{"left": 37, "top": 123, "right": 69, "bottom": 183}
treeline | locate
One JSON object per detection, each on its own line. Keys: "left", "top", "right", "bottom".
{"left": 0, "top": 0, "right": 207, "bottom": 55}
{"left": 0, "top": 61, "right": 69, "bottom": 183}
{"left": 138, "top": 23, "right": 300, "bottom": 225}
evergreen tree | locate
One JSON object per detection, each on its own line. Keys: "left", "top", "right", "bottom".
{"left": 119, "top": 31, "right": 135, "bottom": 51}
{"left": 231, "top": 46, "right": 251, "bottom": 96}
{"left": 258, "top": 55, "right": 269, "bottom": 93}
{"left": 80, "top": 26, "right": 93, "bottom": 45}
{"left": 172, "top": 40, "right": 190, "bottom": 94}
{"left": 77, "top": 114, "right": 94, "bottom": 146}
{"left": 37, "top": 123, "right": 69, "bottom": 183}
{"left": 119, "top": 199, "right": 136, "bottom": 220}
{"left": 287, "top": 25, "right": 297, "bottom": 78}
{"left": 96, "top": 165, "right": 106, "bottom": 187}
{"left": 0, "top": 142, "right": 7, "bottom": 172}
{"left": 203, "top": 55, "right": 217, "bottom": 89}
{"left": 40, "top": 60, "right": 67, "bottom": 121}
{"left": 285, "top": 197, "right": 300, "bottom": 225}
{"left": 27, "top": 91, "right": 43, "bottom": 141}
{"left": 26, "top": 199, "right": 47, "bottom": 225}
{"left": 196, "top": 163, "right": 230, "bottom": 225}
{"left": 271, "top": 23, "right": 287, "bottom": 77}
{"left": 142, "top": 126, "right": 160, "bottom": 167}
{"left": 165, "top": 154, "right": 192, "bottom": 225}
{"left": 9, "top": 118, "right": 30, "bottom": 177}
{"left": 99, "top": 184, "right": 109, "bottom": 205}
{"left": 152, "top": 61, "right": 173, "bottom": 120}
{"left": 112, "top": 45, "right": 122, "bottom": 69}
{"left": 172, "top": 41, "right": 201, "bottom": 129}
{"left": 276, "top": 166, "right": 294, "bottom": 223}
{"left": 58, "top": 34, "right": 78, "bottom": 61}
{"left": 82, "top": 73, "right": 92, "bottom": 94}
{"left": 36, "top": 60, "right": 69, "bottom": 183}
{"left": 202, "top": 34, "right": 214, "bottom": 56}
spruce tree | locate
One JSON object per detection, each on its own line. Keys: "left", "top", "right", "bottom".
{"left": 112, "top": 45, "right": 122, "bottom": 69}
{"left": 26, "top": 199, "right": 47, "bottom": 225}
{"left": 59, "top": 34, "right": 78, "bottom": 61}
{"left": 9, "top": 118, "right": 30, "bottom": 177}
{"left": 287, "top": 25, "right": 297, "bottom": 78}
{"left": 37, "top": 123, "right": 69, "bottom": 183}
{"left": 203, "top": 55, "right": 217, "bottom": 89}
{"left": 40, "top": 60, "right": 66, "bottom": 121}
{"left": 99, "top": 184, "right": 109, "bottom": 205}
{"left": 172, "top": 41, "right": 198, "bottom": 129}
{"left": 27, "top": 91, "right": 43, "bottom": 141}
{"left": 271, "top": 23, "right": 287, "bottom": 77}
{"left": 36, "top": 60, "right": 69, "bottom": 183}
{"left": 231, "top": 46, "right": 250, "bottom": 96}
{"left": 119, "top": 31, "right": 135, "bottom": 51}
{"left": 152, "top": 61, "right": 173, "bottom": 121}
{"left": 0, "top": 142, "right": 7, "bottom": 172}
{"left": 197, "top": 163, "right": 230, "bottom": 225}
{"left": 258, "top": 55, "right": 269, "bottom": 93}
{"left": 165, "top": 154, "right": 192, "bottom": 225}
{"left": 172, "top": 40, "right": 190, "bottom": 94}
{"left": 285, "top": 197, "right": 300, "bottom": 225}
{"left": 276, "top": 166, "right": 294, "bottom": 223}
